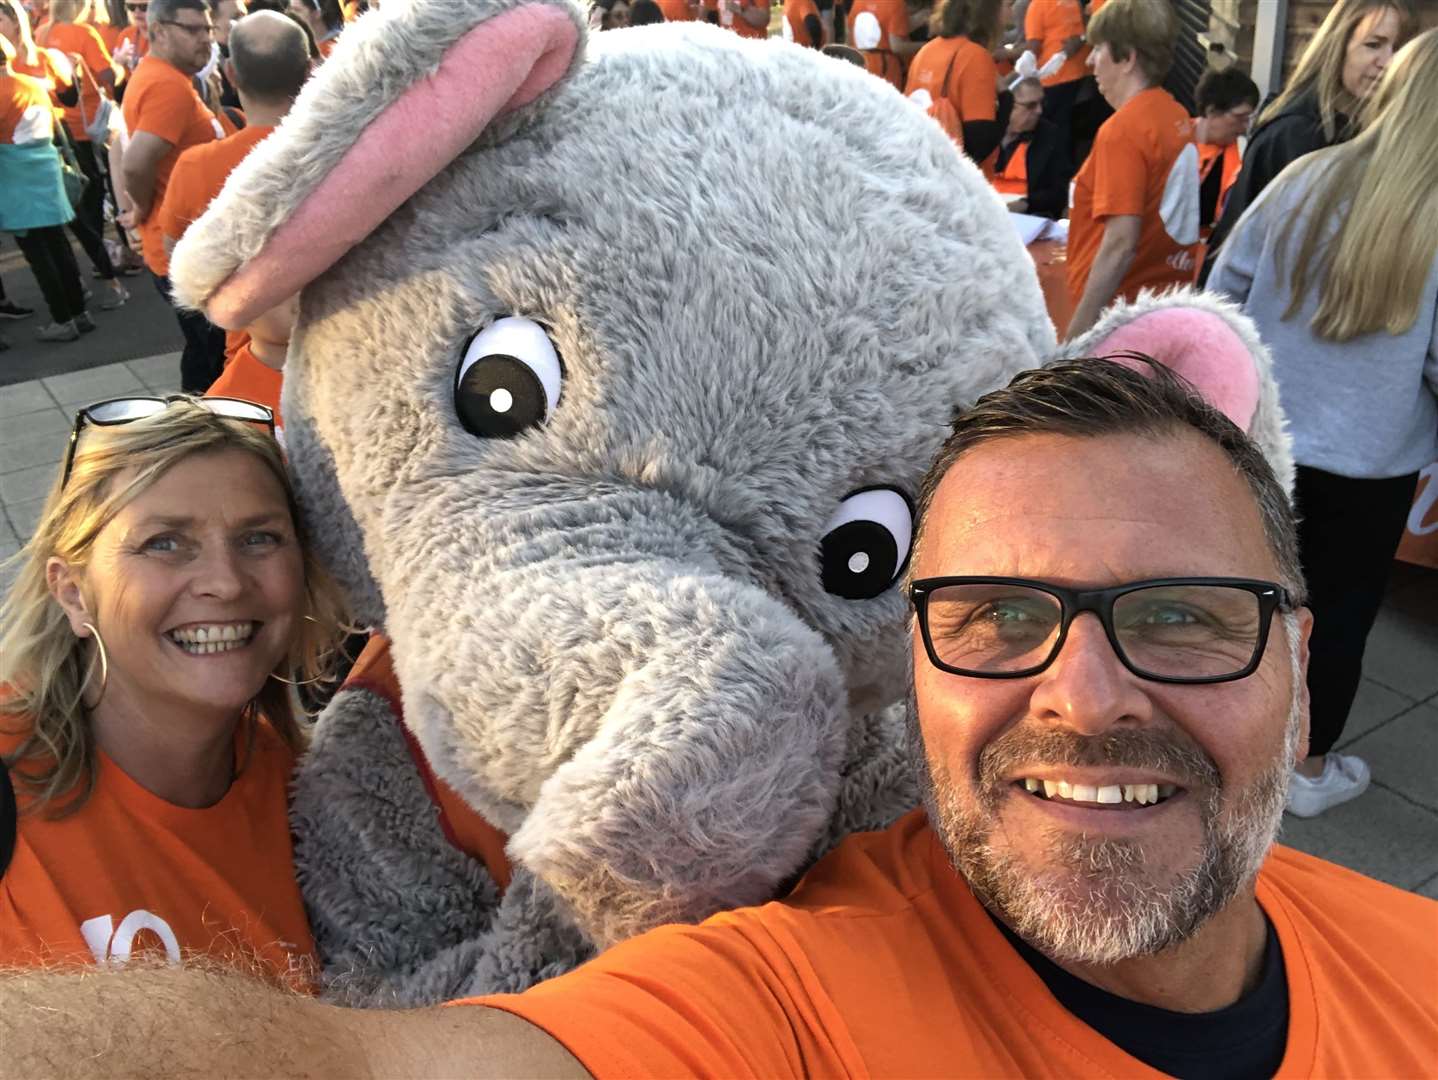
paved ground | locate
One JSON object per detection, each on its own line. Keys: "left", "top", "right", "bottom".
{"left": 1, "top": 240, "right": 184, "bottom": 385}
{"left": 2, "top": 350, "right": 1436, "bottom": 897}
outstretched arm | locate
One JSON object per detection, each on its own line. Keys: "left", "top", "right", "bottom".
{"left": 0, "top": 966, "right": 586, "bottom": 1079}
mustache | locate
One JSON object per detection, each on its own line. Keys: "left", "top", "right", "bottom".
{"left": 976, "top": 724, "right": 1221, "bottom": 797}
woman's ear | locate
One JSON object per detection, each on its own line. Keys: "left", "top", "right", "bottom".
{"left": 46, "top": 558, "right": 91, "bottom": 637}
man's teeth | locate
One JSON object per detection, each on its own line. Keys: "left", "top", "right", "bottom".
{"left": 1021, "top": 777, "right": 1177, "bottom": 805}
{"left": 167, "top": 622, "right": 256, "bottom": 654}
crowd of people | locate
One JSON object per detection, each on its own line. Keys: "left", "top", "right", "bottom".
{"left": 1, "top": 0, "right": 1436, "bottom": 1072}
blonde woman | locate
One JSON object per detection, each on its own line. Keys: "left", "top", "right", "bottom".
{"left": 0, "top": 397, "right": 345, "bottom": 982}
{"left": 1209, "top": 30, "right": 1438, "bottom": 817}
{"left": 1199, "top": 0, "right": 1412, "bottom": 283}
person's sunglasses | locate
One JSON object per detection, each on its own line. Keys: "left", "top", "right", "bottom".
{"left": 910, "top": 576, "right": 1295, "bottom": 685}
{"left": 124, "top": 3, "right": 148, "bottom": 10}
{"left": 155, "top": 18, "right": 213, "bottom": 34}
{"left": 61, "top": 396, "right": 275, "bottom": 489}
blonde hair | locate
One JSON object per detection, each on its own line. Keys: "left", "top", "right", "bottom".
{"left": 1273, "top": 29, "right": 1438, "bottom": 341}
{"left": 1260, "top": 0, "right": 1413, "bottom": 142}
{"left": 1086, "top": 0, "right": 1179, "bottom": 86}
{"left": 0, "top": 400, "right": 349, "bottom": 817}
{"left": 47, "top": 0, "right": 90, "bottom": 23}
{"left": 930, "top": 0, "right": 1004, "bottom": 48}
{"left": 0, "top": 0, "right": 40, "bottom": 68}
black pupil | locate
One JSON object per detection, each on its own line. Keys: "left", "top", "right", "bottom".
{"left": 455, "top": 354, "right": 547, "bottom": 439}
{"left": 820, "top": 520, "right": 899, "bottom": 600}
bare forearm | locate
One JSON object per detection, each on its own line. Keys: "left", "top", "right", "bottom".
{"left": 0, "top": 966, "right": 587, "bottom": 1079}
{"left": 123, "top": 165, "right": 157, "bottom": 221}
{"left": 0, "top": 965, "right": 357, "bottom": 1078}
{"left": 1067, "top": 228, "right": 1137, "bottom": 339}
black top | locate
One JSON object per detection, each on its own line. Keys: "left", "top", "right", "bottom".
{"left": 1198, "top": 88, "right": 1351, "bottom": 285}
{"left": 995, "top": 915, "right": 1289, "bottom": 1079}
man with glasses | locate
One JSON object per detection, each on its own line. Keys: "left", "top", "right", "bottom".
{"left": 119, "top": 0, "right": 226, "bottom": 393}
{"left": 991, "top": 75, "right": 1072, "bottom": 218}
{"left": 3, "top": 360, "right": 1434, "bottom": 1076}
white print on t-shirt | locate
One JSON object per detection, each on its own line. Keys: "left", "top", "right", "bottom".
{"left": 1160, "top": 143, "right": 1201, "bottom": 247}
{"left": 80, "top": 910, "right": 182, "bottom": 966}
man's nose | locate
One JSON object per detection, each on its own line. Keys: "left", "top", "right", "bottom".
{"left": 1027, "top": 612, "right": 1154, "bottom": 735}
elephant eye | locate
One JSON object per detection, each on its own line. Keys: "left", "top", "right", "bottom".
{"left": 454, "top": 316, "right": 563, "bottom": 439}
{"left": 819, "top": 487, "right": 913, "bottom": 600}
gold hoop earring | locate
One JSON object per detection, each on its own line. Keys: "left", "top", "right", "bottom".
{"left": 268, "top": 669, "right": 330, "bottom": 687}
{"left": 80, "top": 621, "right": 109, "bottom": 706}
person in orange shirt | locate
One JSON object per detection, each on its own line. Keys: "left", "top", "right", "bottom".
{"left": 1064, "top": 0, "right": 1198, "bottom": 338}
{"left": 7, "top": 359, "right": 1438, "bottom": 1077}
{"left": 990, "top": 73, "right": 1072, "bottom": 217}
{"left": 121, "top": 0, "right": 227, "bottom": 391}
{"left": 702, "top": 0, "right": 767, "bottom": 39}
{"left": 113, "top": 0, "right": 149, "bottom": 74}
{"left": 31, "top": 0, "right": 130, "bottom": 306}
{"left": 1192, "top": 66, "right": 1257, "bottom": 239}
{"left": 846, "top": 0, "right": 913, "bottom": 88}
{"left": 904, "top": 0, "right": 1006, "bottom": 162}
{"left": 1021, "top": 0, "right": 1093, "bottom": 157}
{"left": 0, "top": 398, "right": 347, "bottom": 984}
{"left": 653, "top": 0, "right": 695, "bottom": 21}
{"left": 288, "top": 0, "right": 340, "bottom": 57}
{"left": 781, "top": 0, "right": 820, "bottom": 46}
{"left": 156, "top": 9, "right": 308, "bottom": 411}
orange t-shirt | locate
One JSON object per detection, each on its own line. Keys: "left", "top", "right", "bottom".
{"left": 0, "top": 70, "right": 54, "bottom": 144}
{"left": 34, "top": 21, "right": 112, "bottom": 143}
{"left": 847, "top": 0, "right": 907, "bottom": 88}
{"left": 340, "top": 634, "right": 514, "bottom": 890}
{"left": 156, "top": 122, "right": 274, "bottom": 257}
{"left": 1067, "top": 86, "right": 1199, "bottom": 307}
{"left": 117, "top": 23, "right": 149, "bottom": 66}
{"left": 992, "top": 139, "right": 1028, "bottom": 196}
{"left": 904, "top": 35, "right": 997, "bottom": 124}
{"left": 1197, "top": 139, "right": 1241, "bottom": 232}
{"left": 122, "top": 53, "right": 222, "bottom": 276}
{"left": 475, "top": 809, "right": 1438, "bottom": 1077}
{"left": 0, "top": 721, "right": 318, "bottom": 987}
{"left": 206, "top": 341, "right": 283, "bottom": 424}
{"left": 702, "top": 0, "right": 769, "bottom": 39}
{"left": 656, "top": 0, "right": 697, "bottom": 19}
{"left": 7, "top": 47, "right": 71, "bottom": 126}
{"left": 781, "top": 0, "right": 819, "bottom": 46}
{"left": 1024, "top": 0, "right": 1088, "bottom": 87}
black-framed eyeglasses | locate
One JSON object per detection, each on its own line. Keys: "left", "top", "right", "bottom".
{"left": 124, "top": 3, "right": 149, "bottom": 10}
{"left": 910, "top": 576, "right": 1294, "bottom": 685}
{"left": 62, "top": 396, "right": 275, "bottom": 489}
{"left": 155, "top": 18, "right": 213, "bottom": 34}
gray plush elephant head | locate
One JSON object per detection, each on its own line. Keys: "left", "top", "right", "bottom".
{"left": 170, "top": 0, "right": 1058, "bottom": 947}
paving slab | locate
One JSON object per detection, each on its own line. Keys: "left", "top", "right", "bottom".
{"left": 0, "top": 381, "right": 57, "bottom": 418}
{"left": 1420, "top": 875, "right": 1438, "bottom": 901}
{"left": 1334, "top": 678, "right": 1417, "bottom": 749}
{"left": 1362, "top": 562, "right": 1438, "bottom": 703}
{"left": 0, "top": 462, "right": 58, "bottom": 505}
{"left": 1344, "top": 703, "right": 1438, "bottom": 814}
{"left": 0, "top": 406, "right": 70, "bottom": 448}
{"left": 4, "top": 495, "right": 48, "bottom": 540}
{"left": 0, "top": 434, "right": 65, "bottom": 475}
{"left": 126, "top": 352, "right": 183, "bottom": 389}
{"left": 1280, "top": 783, "right": 1438, "bottom": 891}
{"left": 44, "top": 364, "right": 146, "bottom": 409}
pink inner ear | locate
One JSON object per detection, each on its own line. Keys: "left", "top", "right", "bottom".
{"left": 1093, "top": 309, "right": 1261, "bottom": 431}
{"left": 206, "top": 4, "right": 579, "bottom": 329}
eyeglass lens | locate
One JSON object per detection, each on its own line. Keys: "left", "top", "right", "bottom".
{"left": 922, "top": 583, "right": 1265, "bottom": 680}
{"left": 86, "top": 398, "right": 170, "bottom": 423}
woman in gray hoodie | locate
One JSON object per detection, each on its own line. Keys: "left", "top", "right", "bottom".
{"left": 1209, "top": 29, "right": 1438, "bottom": 819}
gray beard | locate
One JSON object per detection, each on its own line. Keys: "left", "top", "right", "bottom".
{"left": 907, "top": 654, "right": 1299, "bottom": 966}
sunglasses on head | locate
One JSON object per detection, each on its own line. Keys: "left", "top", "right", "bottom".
{"left": 61, "top": 395, "right": 275, "bottom": 489}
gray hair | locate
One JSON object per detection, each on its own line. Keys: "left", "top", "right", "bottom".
{"left": 912, "top": 356, "right": 1306, "bottom": 602}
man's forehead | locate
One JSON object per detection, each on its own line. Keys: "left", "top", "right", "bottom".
{"left": 919, "top": 431, "right": 1278, "bottom": 581}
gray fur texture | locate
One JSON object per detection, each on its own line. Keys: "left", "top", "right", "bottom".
{"left": 172, "top": 0, "right": 1290, "bottom": 1005}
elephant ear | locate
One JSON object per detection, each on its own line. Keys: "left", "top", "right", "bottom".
{"left": 169, "top": 0, "right": 586, "bottom": 329}
{"left": 1061, "top": 290, "right": 1295, "bottom": 493}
